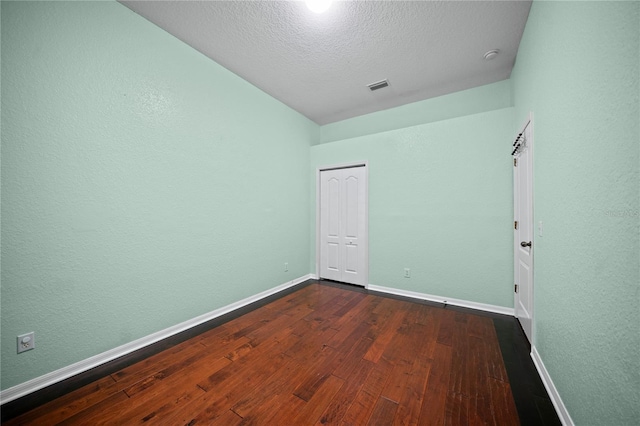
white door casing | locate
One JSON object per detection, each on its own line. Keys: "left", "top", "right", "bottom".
{"left": 513, "top": 116, "right": 534, "bottom": 343}
{"left": 318, "top": 165, "right": 368, "bottom": 286}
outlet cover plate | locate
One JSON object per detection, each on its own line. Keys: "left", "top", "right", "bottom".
{"left": 17, "top": 332, "right": 35, "bottom": 354}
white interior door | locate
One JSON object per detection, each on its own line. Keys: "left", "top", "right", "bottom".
{"left": 513, "top": 118, "right": 534, "bottom": 343}
{"left": 319, "top": 166, "right": 367, "bottom": 286}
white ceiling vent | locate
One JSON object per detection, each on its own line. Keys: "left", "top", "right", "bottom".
{"left": 367, "top": 79, "right": 389, "bottom": 91}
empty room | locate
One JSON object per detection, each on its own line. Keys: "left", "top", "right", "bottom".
{"left": 1, "top": 0, "right": 638, "bottom": 425}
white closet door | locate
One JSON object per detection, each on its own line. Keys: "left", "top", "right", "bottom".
{"left": 319, "top": 166, "right": 367, "bottom": 286}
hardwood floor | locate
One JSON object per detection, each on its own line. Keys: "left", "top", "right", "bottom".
{"left": 5, "top": 281, "right": 525, "bottom": 425}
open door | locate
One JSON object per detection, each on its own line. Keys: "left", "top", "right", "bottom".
{"left": 513, "top": 116, "right": 534, "bottom": 343}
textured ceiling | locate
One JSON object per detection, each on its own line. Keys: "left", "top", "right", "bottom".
{"left": 120, "top": 1, "right": 532, "bottom": 125}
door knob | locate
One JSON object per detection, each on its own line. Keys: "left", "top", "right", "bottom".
{"left": 520, "top": 241, "right": 532, "bottom": 247}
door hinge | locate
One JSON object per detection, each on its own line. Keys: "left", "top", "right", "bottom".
{"left": 514, "top": 158, "right": 517, "bottom": 167}
{"left": 514, "top": 221, "right": 518, "bottom": 230}
{"left": 514, "top": 284, "right": 519, "bottom": 293}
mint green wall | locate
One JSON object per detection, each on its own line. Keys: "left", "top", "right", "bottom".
{"left": 511, "top": 1, "right": 639, "bottom": 424}
{"left": 0, "top": 1, "right": 316, "bottom": 390}
{"left": 311, "top": 107, "right": 514, "bottom": 308}
{"left": 320, "top": 80, "right": 512, "bottom": 144}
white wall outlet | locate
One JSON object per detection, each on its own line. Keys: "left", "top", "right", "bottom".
{"left": 404, "top": 268, "right": 410, "bottom": 278}
{"left": 538, "top": 220, "right": 544, "bottom": 237}
{"left": 17, "top": 332, "right": 35, "bottom": 354}
{"left": 284, "top": 262, "right": 288, "bottom": 272}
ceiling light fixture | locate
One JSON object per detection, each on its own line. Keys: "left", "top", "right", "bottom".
{"left": 484, "top": 49, "right": 500, "bottom": 60}
{"left": 306, "top": 0, "right": 333, "bottom": 14}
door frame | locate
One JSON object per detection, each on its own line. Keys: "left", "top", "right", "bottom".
{"left": 513, "top": 112, "right": 535, "bottom": 342}
{"left": 315, "top": 161, "right": 369, "bottom": 287}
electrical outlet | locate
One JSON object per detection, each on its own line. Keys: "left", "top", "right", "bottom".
{"left": 17, "top": 332, "right": 35, "bottom": 354}
{"left": 404, "top": 268, "right": 410, "bottom": 278}
{"left": 284, "top": 262, "right": 288, "bottom": 272}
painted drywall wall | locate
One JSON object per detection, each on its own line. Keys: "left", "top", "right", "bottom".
{"left": 511, "top": 1, "right": 639, "bottom": 424}
{"left": 311, "top": 107, "right": 514, "bottom": 308}
{"left": 0, "top": 1, "right": 317, "bottom": 390}
{"left": 320, "top": 80, "right": 512, "bottom": 144}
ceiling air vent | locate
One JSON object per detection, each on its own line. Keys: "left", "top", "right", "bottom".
{"left": 367, "top": 79, "right": 389, "bottom": 91}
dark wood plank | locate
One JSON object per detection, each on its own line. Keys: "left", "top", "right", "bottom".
{"left": 293, "top": 320, "right": 373, "bottom": 401}
{"left": 290, "top": 374, "right": 345, "bottom": 424}
{"left": 488, "top": 378, "right": 520, "bottom": 425}
{"left": 448, "top": 311, "right": 471, "bottom": 398}
{"left": 418, "top": 343, "right": 453, "bottom": 425}
{"left": 230, "top": 359, "right": 302, "bottom": 418}
{"left": 244, "top": 304, "right": 313, "bottom": 347}
{"left": 55, "top": 391, "right": 131, "bottom": 425}
{"left": 436, "top": 309, "right": 456, "bottom": 346}
{"left": 332, "top": 292, "right": 368, "bottom": 318}
{"left": 380, "top": 354, "right": 413, "bottom": 405}
{"left": 110, "top": 340, "right": 210, "bottom": 388}
{"left": 414, "top": 304, "right": 435, "bottom": 326}
{"left": 467, "top": 313, "right": 494, "bottom": 339}
{"left": 285, "top": 323, "right": 337, "bottom": 364}
{"left": 444, "top": 391, "right": 470, "bottom": 426}
{"left": 467, "top": 335, "right": 496, "bottom": 426}
{"left": 117, "top": 386, "right": 205, "bottom": 424}
{"left": 485, "top": 323, "right": 511, "bottom": 383}
{"left": 341, "top": 358, "right": 394, "bottom": 425}
{"left": 315, "top": 360, "right": 374, "bottom": 424}
{"left": 332, "top": 336, "right": 374, "bottom": 380}
{"left": 393, "top": 323, "right": 433, "bottom": 425}
{"left": 324, "top": 301, "right": 380, "bottom": 350}
{"left": 393, "top": 359, "right": 431, "bottom": 426}
{"left": 416, "top": 305, "right": 442, "bottom": 361}
{"left": 111, "top": 324, "right": 250, "bottom": 391}
{"left": 122, "top": 354, "right": 231, "bottom": 398}
{"left": 362, "top": 306, "right": 405, "bottom": 363}
{"left": 172, "top": 352, "right": 292, "bottom": 424}
{"left": 374, "top": 306, "right": 423, "bottom": 410}
{"left": 367, "top": 396, "right": 399, "bottom": 425}
{"left": 58, "top": 352, "right": 230, "bottom": 424}
{"left": 2, "top": 376, "right": 121, "bottom": 425}
{"left": 254, "top": 393, "right": 307, "bottom": 425}
{"left": 210, "top": 408, "right": 244, "bottom": 425}
{"left": 250, "top": 376, "right": 344, "bottom": 425}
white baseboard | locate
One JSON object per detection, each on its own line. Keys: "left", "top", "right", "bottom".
{"left": 367, "top": 284, "right": 515, "bottom": 316}
{"left": 0, "top": 274, "right": 313, "bottom": 405}
{"left": 531, "top": 346, "right": 574, "bottom": 426}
